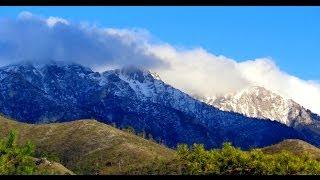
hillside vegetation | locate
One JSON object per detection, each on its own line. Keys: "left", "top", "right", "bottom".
{"left": 2, "top": 114, "right": 320, "bottom": 175}
{"left": 0, "top": 115, "right": 176, "bottom": 174}
{"left": 176, "top": 142, "right": 320, "bottom": 175}
{"left": 262, "top": 139, "right": 320, "bottom": 160}
{"left": 0, "top": 130, "right": 74, "bottom": 175}
{"left": 32, "top": 157, "right": 75, "bottom": 175}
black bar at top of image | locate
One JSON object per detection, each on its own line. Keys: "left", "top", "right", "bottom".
{"left": 1, "top": 0, "right": 320, "bottom": 6}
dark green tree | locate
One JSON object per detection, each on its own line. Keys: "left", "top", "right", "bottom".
{"left": 0, "top": 130, "right": 36, "bottom": 175}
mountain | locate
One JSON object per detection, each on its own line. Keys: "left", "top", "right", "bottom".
{"left": 202, "top": 86, "right": 318, "bottom": 127}
{"left": 201, "top": 86, "right": 320, "bottom": 147}
{"left": 262, "top": 139, "right": 320, "bottom": 160}
{"left": 0, "top": 61, "right": 308, "bottom": 149}
{"left": 0, "top": 115, "right": 176, "bottom": 175}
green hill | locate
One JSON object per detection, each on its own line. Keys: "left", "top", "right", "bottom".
{"left": 4, "top": 113, "right": 319, "bottom": 175}
{"left": 0, "top": 116, "right": 177, "bottom": 175}
{"left": 262, "top": 139, "right": 320, "bottom": 159}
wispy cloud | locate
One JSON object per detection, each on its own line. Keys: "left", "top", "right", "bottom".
{"left": 1, "top": 11, "right": 320, "bottom": 114}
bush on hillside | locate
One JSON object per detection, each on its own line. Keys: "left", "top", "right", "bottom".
{"left": 177, "top": 142, "right": 320, "bottom": 175}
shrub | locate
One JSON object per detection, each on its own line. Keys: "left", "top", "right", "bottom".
{"left": 122, "top": 126, "right": 135, "bottom": 134}
{"left": 177, "top": 142, "right": 320, "bottom": 175}
{"left": 0, "top": 130, "right": 36, "bottom": 175}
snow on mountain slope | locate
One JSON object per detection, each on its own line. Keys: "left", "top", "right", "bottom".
{"left": 201, "top": 86, "right": 316, "bottom": 127}
{"left": 38, "top": 62, "right": 320, "bottom": 148}
{"left": 0, "top": 61, "right": 309, "bottom": 149}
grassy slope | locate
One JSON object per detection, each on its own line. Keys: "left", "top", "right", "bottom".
{"left": 32, "top": 157, "right": 75, "bottom": 175}
{"left": 261, "top": 139, "right": 320, "bottom": 160}
{"left": 0, "top": 116, "right": 176, "bottom": 175}
{"left": 4, "top": 113, "right": 319, "bottom": 175}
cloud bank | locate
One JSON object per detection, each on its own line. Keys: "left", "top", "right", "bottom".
{"left": 0, "top": 11, "right": 164, "bottom": 69}
{"left": 147, "top": 44, "right": 320, "bottom": 114}
{"left": 0, "top": 12, "right": 320, "bottom": 115}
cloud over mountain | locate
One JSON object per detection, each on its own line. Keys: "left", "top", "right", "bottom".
{"left": 0, "top": 11, "right": 164, "bottom": 69}
{"left": 0, "top": 11, "right": 319, "bottom": 115}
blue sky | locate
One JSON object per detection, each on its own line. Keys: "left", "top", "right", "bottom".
{"left": 0, "top": 6, "right": 319, "bottom": 80}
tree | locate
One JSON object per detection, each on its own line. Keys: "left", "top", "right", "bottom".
{"left": 0, "top": 130, "right": 36, "bottom": 175}
{"left": 176, "top": 142, "right": 320, "bottom": 175}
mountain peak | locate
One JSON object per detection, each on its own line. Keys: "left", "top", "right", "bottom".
{"left": 233, "top": 86, "right": 274, "bottom": 99}
{"left": 119, "top": 65, "right": 149, "bottom": 75}
{"left": 149, "top": 71, "right": 162, "bottom": 81}
{"left": 1, "top": 60, "right": 89, "bottom": 70}
{"left": 242, "top": 86, "right": 270, "bottom": 93}
{"left": 205, "top": 86, "right": 315, "bottom": 127}
{"left": 42, "top": 61, "right": 94, "bottom": 75}
{"left": 1, "top": 61, "right": 36, "bottom": 72}
{"left": 114, "top": 65, "right": 155, "bottom": 83}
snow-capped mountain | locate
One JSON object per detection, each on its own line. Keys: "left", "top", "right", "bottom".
{"left": 0, "top": 61, "right": 309, "bottom": 149}
{"left": 197, "top": 86, "right": 320, "bottom": 146}
{"left": 201, "top": 86, "right": 319, "bottom": 128}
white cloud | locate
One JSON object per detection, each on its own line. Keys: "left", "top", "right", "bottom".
{"left": 146, "top": 44, "right": 249, "bottom": 97}
{"left": 0, "top": 12, "right": 164, "bottom": 69}
{"left": 1, "top": 11, "right": 320, "bottom": 114}
{"left": 17, "top": 11, "right": 34, "bottom": 19}
{"left": 46, "top": 16, "right": 69, "bottom": 27}
{"left": 237, "top": 59, "right": 320, "bottom": 114}
{"left": 146, "top": 44, "right": 320, "bottom": 114}
{"left": 104, "top": 28, "right": 151, "bottom": 45}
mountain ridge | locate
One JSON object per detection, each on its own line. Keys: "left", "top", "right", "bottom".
{"left": 0, "top": 61, "right": 310, "bottom": 149}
